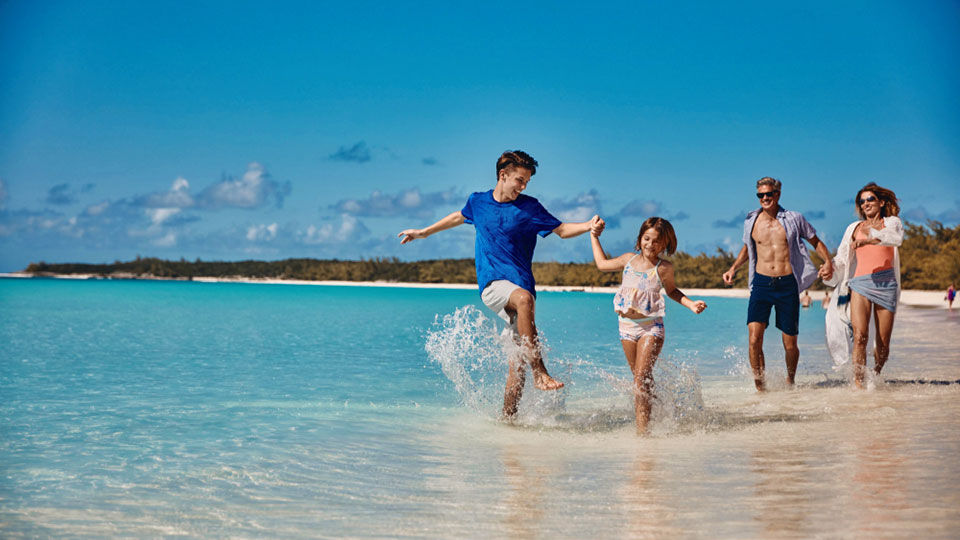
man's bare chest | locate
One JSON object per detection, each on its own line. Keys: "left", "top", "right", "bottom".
{"left": 751, "top": 216, "right": 787, "bottom": 246}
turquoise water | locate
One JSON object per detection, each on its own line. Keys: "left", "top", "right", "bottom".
{"left": 2, "top": 278, "right": 958, "bottom": 537}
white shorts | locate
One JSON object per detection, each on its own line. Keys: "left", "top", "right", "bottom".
{"left": 481, "top": 280, "right": 521, "bottom": 327}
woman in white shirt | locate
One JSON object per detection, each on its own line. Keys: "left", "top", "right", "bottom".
{"left": 824, "top": 183, "right": 903, "bottom": 388}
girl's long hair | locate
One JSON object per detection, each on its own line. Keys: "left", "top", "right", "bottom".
{"left": 635, "top": 217, "right": 677, "bottom": 255}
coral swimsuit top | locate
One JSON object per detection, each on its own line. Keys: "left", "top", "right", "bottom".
{"left": 614, "top": 255, "right": 666, "bottom": 318}
{"left": 853, "top": 223, "right": 894, "bottom": 277}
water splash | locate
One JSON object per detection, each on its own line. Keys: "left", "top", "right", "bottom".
{"left": 425, "top": 306, "right": 705, "bottom": 433}
{"left": 424, "top": 305, "right": 515, "bottom": 417}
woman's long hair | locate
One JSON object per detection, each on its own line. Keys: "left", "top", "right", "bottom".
{"left": 855, "top": 182, "right": 899, "bottom": 219}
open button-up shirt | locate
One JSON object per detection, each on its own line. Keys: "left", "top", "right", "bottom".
{"left": 742, "top": 205, "right": 819, "bottom": 292}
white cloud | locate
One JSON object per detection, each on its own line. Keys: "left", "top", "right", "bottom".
{"left": 331, "top": 187, "right": 461, "bottom": 219}
{"left": 85, "top": 201, "right": 110, "bottom": 216}
{"left": 138, "top": 177, "right": 195, "bottom": 209}
{"left": 152, "top": 232, "right": 177, "bottom": 247}
{"left": 148, "top": 207, "right": 181, "bottom": 226}
{"left": 246, "top": 222, "right": 279, "bottom": 242}
{"left": 301, "top": 214, "right": 369, "bottom": 245}
{"left": 547, "top": 190, "right": 603, "bottom": 223}
{"left": 198, "top": 162, "right": 291, "bottom": 209}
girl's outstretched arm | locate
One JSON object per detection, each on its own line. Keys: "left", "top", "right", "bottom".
{"left": 590, "top": 232, "right": 632, "bottom": 272}
{"left": 659, "top": 261, "right": 707, "bottom": 314}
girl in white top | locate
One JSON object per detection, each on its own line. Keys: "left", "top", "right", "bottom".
{"left": 591, "top": 217, "right": 707, "bottom": 433}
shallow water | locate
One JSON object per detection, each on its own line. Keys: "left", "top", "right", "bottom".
{"left": 1, "top": 278, "right": 958, "bottom": 538}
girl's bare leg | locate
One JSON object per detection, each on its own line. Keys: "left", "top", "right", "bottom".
{"left": 622, "top": 335, "right": 663, "bottom": 433}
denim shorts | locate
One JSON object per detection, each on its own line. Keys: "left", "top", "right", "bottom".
{"left": 747, "top": 273, "right": 800, "bottom": 336}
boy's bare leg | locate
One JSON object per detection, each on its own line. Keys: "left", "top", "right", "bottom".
{"left": 502, "top": 355, "right": 525, "bottom": 418}
{"left": 748, "top": 322, "right": 767, "bottom": 391}
{"left": 781, "top": 333, "right": 799, "bottom": 386}
{"left": 506, "top": 288, "right": 563, "bottom": 391}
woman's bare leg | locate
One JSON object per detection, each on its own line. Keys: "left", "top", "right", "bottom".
{"left": 850, "top": 291, "right": 873, "bottom": 389}
{"left": 872, "top": 306, "right": 895, "bottom": 376}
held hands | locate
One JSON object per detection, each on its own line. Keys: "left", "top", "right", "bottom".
{"left": 817, "top": 260, "right": 834, "bottom": 281}
{"left": 590, "top": 215, "right": 605, "bottom": 237}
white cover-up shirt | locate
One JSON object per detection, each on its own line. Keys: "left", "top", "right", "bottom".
{"left": 822, "top": 216, "right": 903, "bottom": 367}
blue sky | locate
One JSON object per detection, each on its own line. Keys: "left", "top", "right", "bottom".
{"left": 1, "top": 1, "right": 958, "bottom": 271}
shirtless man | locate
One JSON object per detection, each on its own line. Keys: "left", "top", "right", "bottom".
{"left": 723, "top": 177, "right": 833, "bottom": 390}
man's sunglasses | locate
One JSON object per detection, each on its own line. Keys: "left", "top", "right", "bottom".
{"left": 756, "top": 191, "right": 779, "bottom": 200}
{"left": 859, "top": 195, "right": 878, "bottom": 205}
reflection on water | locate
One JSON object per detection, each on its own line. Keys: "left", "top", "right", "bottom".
{"left": 850, "top": 433, "right": 909, "bottom": 538}
{"left": 750, "top": 443, "right": 817, "bottom": 538}
{"left": 502, "top": 446, "right": 548, "bottom": 538}
{"left": 622, "top": 452, "right": 682, "bottom": 539}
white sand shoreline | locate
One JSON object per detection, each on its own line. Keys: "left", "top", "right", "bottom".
{"left": 1, "top": 271, "right": 951, "bottom": 308}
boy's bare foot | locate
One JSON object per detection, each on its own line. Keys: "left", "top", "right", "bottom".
{"left": 533, "top": 372, "right": 564, "bottom": 391}
{"left": 754, "top": 379, "right": 766, "bottom": 392}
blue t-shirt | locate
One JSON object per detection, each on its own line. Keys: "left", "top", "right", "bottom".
{"left": 460, "top": 190, "right": 562, "bottom": 296}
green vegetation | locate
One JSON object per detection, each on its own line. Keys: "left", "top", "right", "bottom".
{"left": 899, "top": 221, "right": 960, "bottom": 289}
{"left": 22, "top": 222, "right": 959, "bottom": 290}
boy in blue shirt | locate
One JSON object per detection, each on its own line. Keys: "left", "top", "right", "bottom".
{"left": 399, "top": 150, "right": 601, "bottom": 417}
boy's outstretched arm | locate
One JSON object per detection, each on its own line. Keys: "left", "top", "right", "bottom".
{"left": 398, "top": 211, "right": 465, "bottom": 244}
{"left": 661, "top": 262, "right": 707, "bottom": 314}
{"left": 553, "top": 215, "right": 602, "bottom": 239}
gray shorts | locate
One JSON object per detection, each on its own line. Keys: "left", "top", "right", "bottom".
{"left": 481, "top": 280, "right": 521, "bottom": 327}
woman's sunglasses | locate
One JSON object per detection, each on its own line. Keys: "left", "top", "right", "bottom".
{"left": 859, "top": 195, "right": 878, "bottom": 205}
{"left": 756, "top": 191, "right": 779, "bottom": 200}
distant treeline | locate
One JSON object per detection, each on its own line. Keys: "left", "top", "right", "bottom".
{"left": 23, "top": 221, "right": 960, "bottom": 290}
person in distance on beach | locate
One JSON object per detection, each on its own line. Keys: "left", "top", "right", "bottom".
{"left": 590, "top": 216, "right": 707, "bottom": 433}
{"left": 398, "top": 150, "right": 602, "bottom": 418}
{"left": 947, "top": 283, "right": 956, "bottom": 312}
{"left": 722, "top": 177, "right": 833, "bottom": 391}
{"left": 823, "top": 183, "right": 903, "bottom": 389}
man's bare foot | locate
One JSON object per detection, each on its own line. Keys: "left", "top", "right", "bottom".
{"left": 754, "top": 379, "right": 766, "bottom": 392}
{"left": 533, "top": 372, "right": 564, "bottom": 391}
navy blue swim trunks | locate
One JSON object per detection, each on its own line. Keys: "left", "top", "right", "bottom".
{"left": 747, "top": 273, "right": 800, "bottom": 336}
